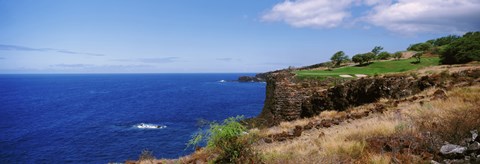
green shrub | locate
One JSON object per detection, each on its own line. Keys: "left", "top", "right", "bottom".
{"left": 376, "top": 51, "right": 391, "bottom": 60}
{"left": 440, "top": 31, "right": 480, "bottom": 64}
{"left": 187, "top": 116, "right": 261, "bottom": 163}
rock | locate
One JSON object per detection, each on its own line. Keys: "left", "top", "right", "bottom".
{"left": 238, "top": 76, "right": 263, "bottom": 82}
{"left": 238, "top": 73, "right": 267, "bottom": 82}
{"left": 293, "top": 125, "right": 302, "bottom": 137}
{"left": 318, "top": 132, "right": 325, "bottom": 138}
{"left": 303, "top": 122, "right": 314, "bottom": 130}
{"left": 257, "top": 69, "right": 480, "bottom": 126}
{"left": 264, "top": 138, "right": 273, "bottom": 143}
{"left": 432, "top": 89, "right": 448, "bottom": 100}
{"left": 411, "top": 96, "right": 418, "bottom": 101}
{"left": 468, "top": 142, "right": 480, "bottom": 151}
{"left": 351, "top": 113, "right": 363, "bottom": 119}
{"left": 321, "top": 119, "right": 333, "bottom": 128}
{"left": 441, "top": 144, "right": 467, "bottom": 159}
{"left": 332, "top": 119, "right": 341, "bottom": 125}
{"left": 373, "top": 104, "right": 385, "bottom": 113}
{"left": 472, "top": 130, "right": 479, "bottom": 142}
{"left": 443, "top": 159, "right": 466, "bottom": 164}
{"left": 430, "top": 160, "right": 441, "bottom": 164}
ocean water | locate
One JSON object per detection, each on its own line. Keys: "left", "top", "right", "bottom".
{"left": 0, "top": 74, "right": 266, "bottom": 163}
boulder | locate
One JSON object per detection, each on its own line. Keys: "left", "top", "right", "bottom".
{"left": 303, "top": 122, "right": 314, "bottom": 130}
{"left": 238, "top": 76, "right": 263, "bottom": 82}
{"left": 293, "top": 125, "right": 302, "bottom": 137}
{"left": 440, "top": 144, "right": 467, "bottom": 159}
{"left": 264, "top": 138, "right": 273, "bottom": 143}
{"left": 468, "top": 142, "right": 480, "bottom": 152}
{"left": 471, "top": 130, "right": 479, "bottom": 142}
{"left": 432, "top": 89, "right": 447, "bottom": 100}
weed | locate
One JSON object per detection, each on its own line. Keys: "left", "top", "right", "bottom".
{"left": 138, "top": 149, "right": 155, "bottom": 164}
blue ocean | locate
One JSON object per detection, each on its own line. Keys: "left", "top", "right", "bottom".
{"left": 0, "top": 74, "right": 266, "bottom": 163}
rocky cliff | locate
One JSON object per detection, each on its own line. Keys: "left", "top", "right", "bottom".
{"left": 257, "top": 69, "right": 480, "bottom": 126}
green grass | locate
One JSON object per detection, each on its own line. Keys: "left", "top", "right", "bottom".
{"left": 295, "top": 57, "right": 440, "bottom": 79}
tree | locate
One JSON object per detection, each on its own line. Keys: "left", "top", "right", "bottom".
{"left": 352, "top": 54, "right": 365, "bottom": 65}
{"left": 376, "top": 51, "right": 391, "bottom": 60}
{"left": 428, "top": 35, "right": 460, "bottom": 46}
{"left": 412, "top": 52, "right": 423, "bottom": 63}
{"left": 330, "top": 51, "right": 349, "bottom": 67}
{"left": 407, "top": 42, "right": 433, "bottom": 52}
{"left": 363, "top": 52, "right": 375, "bottom": 64}
{"left": 352, "top": 52, "right": 374, "bottom": 65}
{"left": 440, "top": 31, "right": 480, "bottom": 64}
{"left": 393, "top": 52, "right": 403, "bottom": 60}
{"left": 371, "top": 46, "right": 384, "bottom": 58}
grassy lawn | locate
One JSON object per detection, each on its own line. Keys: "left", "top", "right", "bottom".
{"left": 295, "top": 57, "right": 440, "bottom": 78}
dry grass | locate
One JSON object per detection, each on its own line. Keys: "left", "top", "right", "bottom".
{"left": 255, "top": 84, "right": 480, "bottom": 163}
{"left": 415, "top": 63, "right": 480, "bottom": 76}
{"left": 405, "top": 85, "right": 480, "bottom": 143}
{"left": 256, "top": 111, "right": 403, "bottom": 163}
{"left": 367, "top": 154, "right": 392, "bottom": 164}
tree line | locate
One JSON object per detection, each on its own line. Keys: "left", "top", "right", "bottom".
{"left": 329, "top": 31, "right": 480, "bottom": 68}
{"left": 330, "top": 46, "right": 402, "bottom": 68}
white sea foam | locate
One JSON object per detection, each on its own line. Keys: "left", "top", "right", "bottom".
{"left": 135, "top": 123, "right": 167, "bottom": 129}
{"left": 219, "top": 80, "right": 226, "bottom": 83}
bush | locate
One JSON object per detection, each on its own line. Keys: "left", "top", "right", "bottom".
{"left": 427, "top": 35, "right": 460, "bottom": 46}
{"left": 376, "top": 51, "right": 391, "bottom": 60}
{"left": 352, "top": 54, "right": 365, "bottom": 65}
{"left": 440, "top": 31, "right": 480, "bottom": 64}
{"left": 352, "top": 52, "right": 375, "bottom": 65}
{"left": 392, "top": 51, "right": 403, "bottom": 60}
{"left": 187, "top": 116, "right": 261, "bottom": 163}
{"left": 407, "top": 42, "right": 433, "bottom": 52}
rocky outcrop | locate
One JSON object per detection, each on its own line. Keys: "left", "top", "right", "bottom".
{"left": 237, "top": 72, "right": 270, "bottom": 82}
{"left": 238, "top": 61, "right": 331, "bottom": 82}
{"left": 256, "top": 71, "right": 331, "bottom": 125}
{"left": 435, "top": 130, "right": 480, "bottom": 163}
{"left": 257, "top": 69, "right": 480, "bottom": 126}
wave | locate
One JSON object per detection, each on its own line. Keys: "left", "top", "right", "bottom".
{"left": 218, "top": 80, "right": 226, "bottom": 83}
{"left": 135, "top": 123, "right": 167, "bottom": 129}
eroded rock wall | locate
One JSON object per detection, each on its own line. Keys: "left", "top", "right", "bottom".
{"left": 257, "top": 69, "right": 480, "bottom": 126}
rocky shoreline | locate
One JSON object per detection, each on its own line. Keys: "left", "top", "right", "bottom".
{"left": 254, "top": 68, "right": 480, "bottom": 126}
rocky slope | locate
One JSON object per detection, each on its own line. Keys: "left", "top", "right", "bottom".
{"left": 256, "top": 66, "right": 480, "bottom": 126}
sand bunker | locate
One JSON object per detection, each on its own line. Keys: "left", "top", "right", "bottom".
{"left": 339, "top": 75, "right": 353, "bottom": 78}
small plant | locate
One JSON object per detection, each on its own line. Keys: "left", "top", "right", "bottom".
{"left": 187, "top": 116, "right": 262, "bottom": 163}
{"left": 409, "top": 72, "right": 418, "bottom": 79}
{"left": 394, "top": 122, "right": 408, "bottom": 132}
{"left": 139, "top": 149, "right": 155, "bottom": 163}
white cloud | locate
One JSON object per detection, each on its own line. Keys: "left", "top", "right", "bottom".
{"left": 365, "top": 0, "right": 480, "bottom": 34}
{"left": 263, "top": 0, "right": 480, "bottom": 34}
{"left": 262, "top": 0, "right": 355, "bottom": 28}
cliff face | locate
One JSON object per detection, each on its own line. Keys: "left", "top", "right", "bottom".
{"left": 257, "top": 69, "right": 480, "bottom": 126}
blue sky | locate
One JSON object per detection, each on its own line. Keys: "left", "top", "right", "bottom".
{"left": 1, "top": 0, "right": 479, "bottom": 73}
